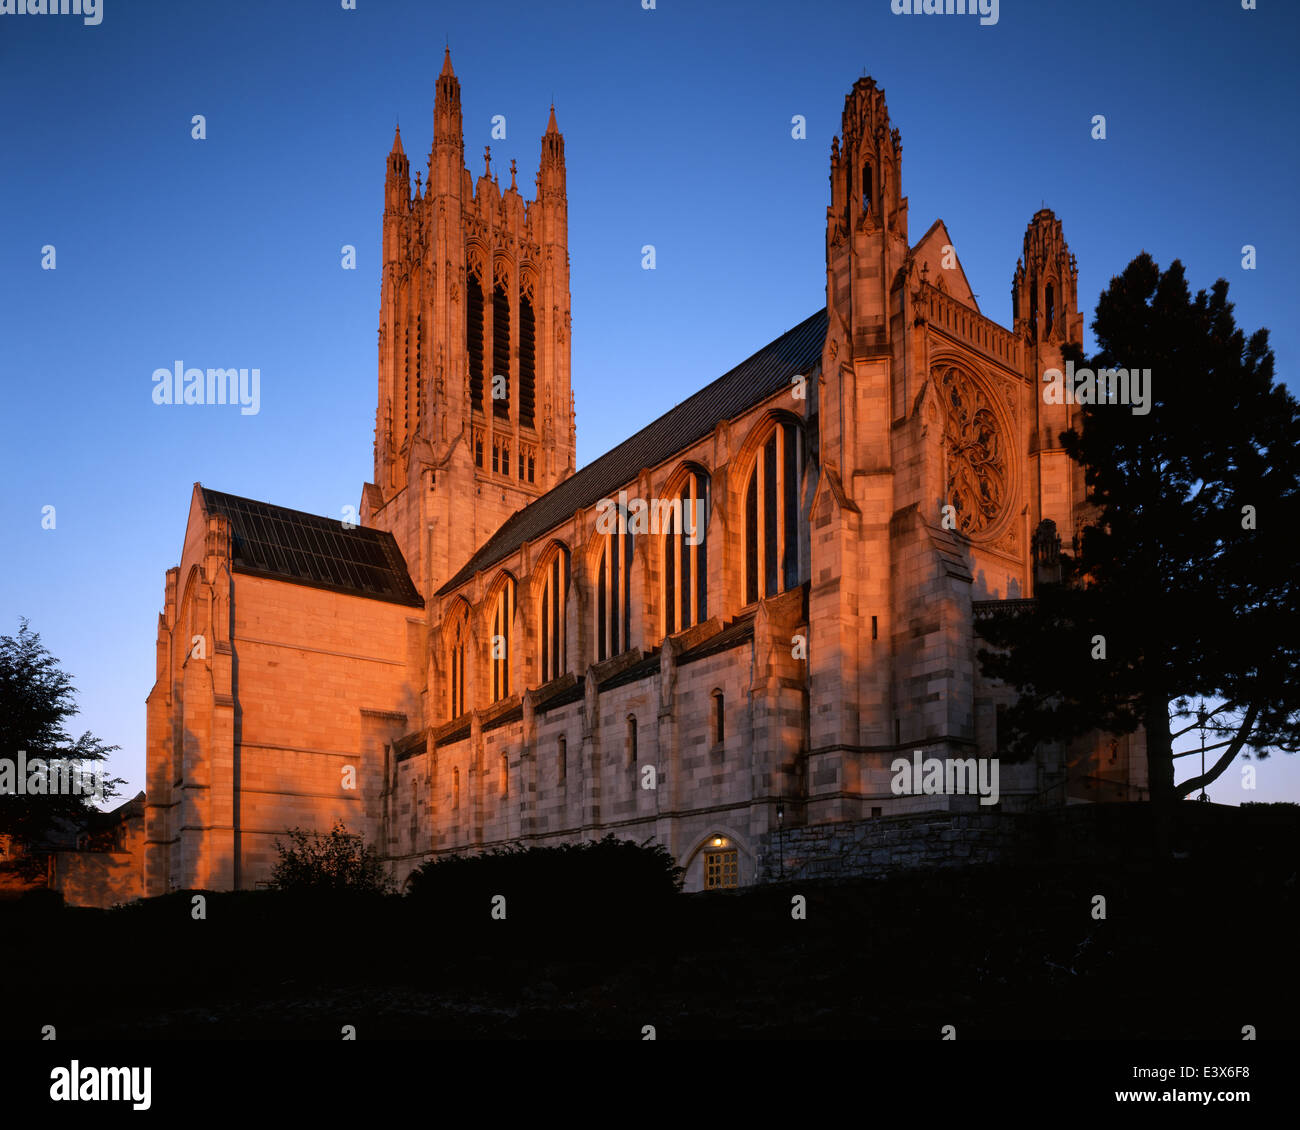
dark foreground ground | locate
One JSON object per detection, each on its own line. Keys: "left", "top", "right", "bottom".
{"left": 2, "top": 815, "right": 1296, "bottom": 1041}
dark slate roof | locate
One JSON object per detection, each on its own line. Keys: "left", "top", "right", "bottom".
{"left": 678, "top": 615, "right": 755, "bottom": 664}
{"left": 436, "top": 307, "right": 828, "bottom": 596}
{"left": 200, "top": 487, "right": 423, "bottom": 607}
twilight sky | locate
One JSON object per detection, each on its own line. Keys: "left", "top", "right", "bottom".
{"left": 1, "top": 0, "right": 1297, "bottom": 806}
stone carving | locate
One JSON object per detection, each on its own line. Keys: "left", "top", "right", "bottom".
{"left": 938, "top": 364, "right": 1005, "bottom": 537}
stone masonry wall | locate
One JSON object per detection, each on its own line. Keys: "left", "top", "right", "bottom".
{"left": 755, "top": 810, "right": 1027, "bottom": 883}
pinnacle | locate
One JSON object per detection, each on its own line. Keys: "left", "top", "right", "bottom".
{"left": 391, "top": 122, "right": 404, "bottom": 155}
{"left": 440, "top": 46, "right": 455, "bottom": 78}
{"left": 546, "top": 103, "right": 559, "bottom": 134}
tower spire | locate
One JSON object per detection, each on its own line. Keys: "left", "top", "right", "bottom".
{"left": 433, "top": 46, "right": 463, "bottom": 154}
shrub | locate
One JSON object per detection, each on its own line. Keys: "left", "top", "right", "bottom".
{"left": 405, "top": 835, "right": 683, "bottom": 929}
{"left": 268, "top": 821, "right": 394, "bottom": 894}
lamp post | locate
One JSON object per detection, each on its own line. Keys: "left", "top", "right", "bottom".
{"left": 1197, "top": 701, "right": 1209, "bottom": 802}
{"left": 776, "top": 801, "right": 784, "bottom": 882}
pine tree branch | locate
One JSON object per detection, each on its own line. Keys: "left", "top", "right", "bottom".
{"left": 1175, "top": 702, "right": 1260, "bottom": 797}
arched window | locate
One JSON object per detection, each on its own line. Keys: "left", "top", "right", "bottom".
{"left": 595, "top": 516, "right": 635, "bottom": 662}
{"left": 626, "top": 714, "right": 638, "bottom": 768}
{"left": 490, "top": 575, "right": 516, "bottom": 702}
{"left": 1045, "top": 282, "right": 1055, "bottom": 337}
{"left": 447, "top": 608, "right": 468, "bottom": 719}
{"left": 664, "top": 469, "right": 709, "bottom": 636}
{"left": 466, "top": 265, "right": 485, "bottom": 413}
{"left": 492, "top": 277, "right": 510, "bottom": 419}
{"left": 539, "top": 546, "right": 570, "bottom": 684}
{"left": 703, "top": 834, "right": 739, "bottom": 889}
{"left": 519, "top": 289, "right": 536, "bottom": 429}
{"left": 862, "top": 162, "right": 873, "bottom": 213}
{"left": 744, "top": 420, "right": 802, "bottom": 604}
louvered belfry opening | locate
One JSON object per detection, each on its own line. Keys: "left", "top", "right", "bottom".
{"left": 467, "top": 267, "right": 485, "bottom": 412}
{"left": 492, "top": 279, "right": 510, "bottom": 419}
{"left": 519, "top": 291, "right": 536, "bottom": 430}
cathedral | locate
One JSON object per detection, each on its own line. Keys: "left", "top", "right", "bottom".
{"left": 143, "top": 55, "right": 1146, "bottom": 897}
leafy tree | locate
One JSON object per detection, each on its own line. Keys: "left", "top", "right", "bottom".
{"left": 0, "top": 619, "right": 123, "bottom": 876}
{"left": 268, "top": 821, "right": 394, "bottom": 894}
{"left": 977, "top": 254, "right": 1300, "bottom": 841}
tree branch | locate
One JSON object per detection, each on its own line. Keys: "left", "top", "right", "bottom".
{"left": 1175, "top": 702, "right": 1260, "bottom": 797}
{"left": 1169, "top": 700, "right": 1240, "bottom": 739}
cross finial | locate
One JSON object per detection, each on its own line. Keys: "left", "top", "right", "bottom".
{"left": 509, "top": 158, "right": 517, "bottom": 190}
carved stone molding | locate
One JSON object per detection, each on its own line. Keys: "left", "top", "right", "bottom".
{"left": 936, "top": 363, "right": 1007, "bottom": 539}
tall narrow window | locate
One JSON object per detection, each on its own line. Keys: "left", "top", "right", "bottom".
{"left": 453, "top": 766, "right": 460, "bottom": 810}
{"left": 862, "top": 162, "right": 873, "bottom": 213}
{"left": 558, "top": 735, "right": 567, "bottom": 784}
{"left": 492, "top": 278, "right": 510, "bottom": 419}
{"left": 1045, "top": 282, "right": 1055, "bottom": 337}
{"left": 539, "top": 547, "right": 570, "bottom": 684}
{"left": 519, "top": 291, "right": 536, "bottom": 429}
{"left": 474, "top": 435, "right": 483, "bottom": 467}
{"left": 626, "top": 715, "right": 638, "bottom": 768}
{"left": 712, "top": 689, "right": 724, "bottom": 747}
{"left": 664, "top": 469, "right": 709, "bottom": 636}
{"left": 500, "top": 753, "right": 508, "bottom": 799}
{"left": 490, "top": 575, "right": 516, "bottom": 702}
{"left": 596, "top": 519, "right": 635, "bottom": 662}
{"left": 467, "top": 267, "right": 485, "bottom": 412}
{"left": 448, "top": 613, "right": 467, "bottom": 718}
{"left": 744, "top": 421, "right": 802, "bottom": 604}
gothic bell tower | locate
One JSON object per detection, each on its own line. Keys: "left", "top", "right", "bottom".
{"left": 822, "top": 76, "right": 910, "bottom": 486}
{"left": 363, "top": 50, "right": 577, "bottom": 601}
{"left": 1013, "top": 208, "right": 1084, "bottom": 569}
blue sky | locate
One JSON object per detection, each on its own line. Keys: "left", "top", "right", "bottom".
{"left": 1, "top": 0, "right": 1297, "bottom": 805}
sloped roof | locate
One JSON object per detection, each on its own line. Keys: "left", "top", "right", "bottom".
{"left": 200, "top": 487, "right": 423, "bottom": 607}
{"left": 437, "top": 307, "right": 828, "bottom": 596}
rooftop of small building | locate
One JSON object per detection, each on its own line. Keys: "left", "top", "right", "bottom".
{"left": 198, "top": 486, "right": 425, "bottom": 607}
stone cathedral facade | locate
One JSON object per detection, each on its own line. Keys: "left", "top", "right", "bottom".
{"left": 144, "top": 58, "right": 1145, "bottom": 897}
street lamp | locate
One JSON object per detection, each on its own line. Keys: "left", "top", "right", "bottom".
{"left": 776, "top": 801, "right": 784, "bottom": 881}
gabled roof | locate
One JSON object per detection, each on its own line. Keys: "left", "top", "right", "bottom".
{"left": 911, "top": 219, "right": 980, "bottom": 313}
{"left": 200, "top": 487, "right": 423, "bottom": 607}
{"left": 437, "top": 307, "right": 828, "bottom": 596}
